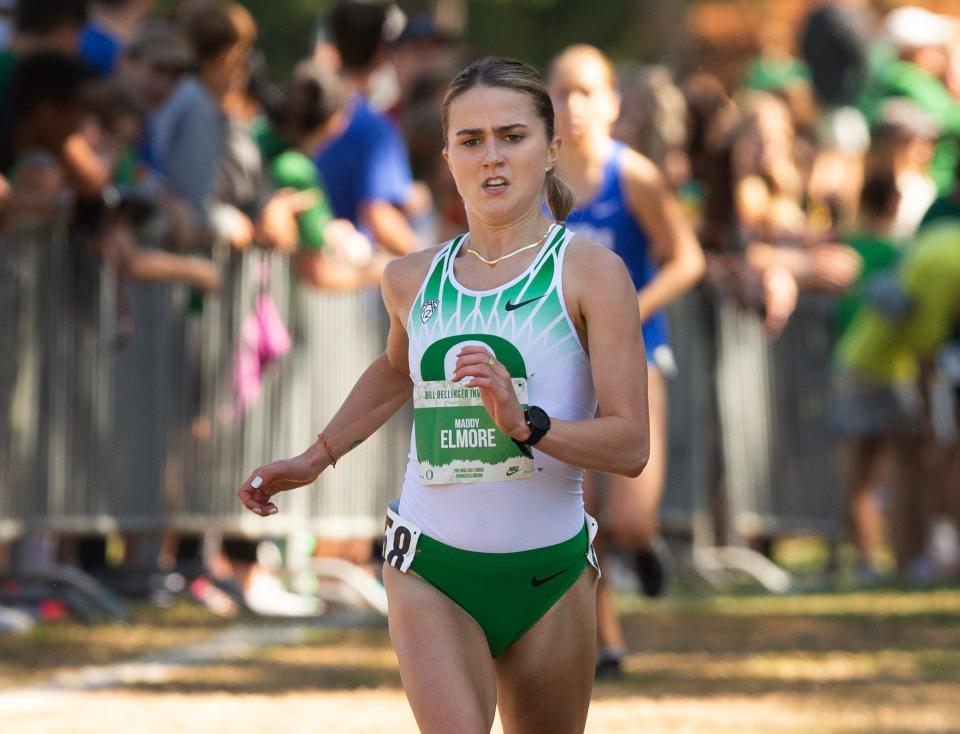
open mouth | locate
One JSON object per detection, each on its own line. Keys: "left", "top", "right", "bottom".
{"left": 482, "top": 177, "right": 509, "bottom": 193}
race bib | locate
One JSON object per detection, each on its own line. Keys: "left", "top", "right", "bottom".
{"left": 585, "top": 512, "right": 601, "bottom": 576}
{"left": 383, "top": 504, "right": 422, "bottom": 573}
{"left": 413, "top": 378, "right": 533, "bottom": 484}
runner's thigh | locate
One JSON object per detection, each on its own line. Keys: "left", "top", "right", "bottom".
{"left": 494, "top": 567, "right": 598, "bottom": 734}
{"left": 383, "top": 563, "right": 498, "bottom": 734}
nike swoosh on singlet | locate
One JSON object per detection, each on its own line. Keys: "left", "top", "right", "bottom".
{"left": 504, "top": 295, "right": 544, "bottom": 312}
{"left": 531, "top": 567, "right": 573, "bottom": 587}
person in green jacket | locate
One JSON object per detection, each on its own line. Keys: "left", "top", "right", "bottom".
{"left": 860, "top": 6, "right": 960, "bottom": 194}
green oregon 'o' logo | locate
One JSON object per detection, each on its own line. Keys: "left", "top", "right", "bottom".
{"left": 420, "top": 334, "right": 527, "bottom": 380}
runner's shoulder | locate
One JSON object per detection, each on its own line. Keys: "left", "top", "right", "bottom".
{"left": 382, "top": 243, "right": 448, "bottom": 309}
{"left": 617, "top": 147, "right": 668, "bottom": 194}
{"left": 563, "top": 232, "right": 636, "bottom": 305}
{"left": 564, "top": 232, "right": 628, "bottom": 278}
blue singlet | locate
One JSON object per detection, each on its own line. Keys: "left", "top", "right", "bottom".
{"left": 564, "top": 141, "right": 670, "bottom": 364}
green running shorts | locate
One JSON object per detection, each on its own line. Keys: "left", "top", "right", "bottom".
{"left": 383, "top": 501, "right": 600, "bottom": 657}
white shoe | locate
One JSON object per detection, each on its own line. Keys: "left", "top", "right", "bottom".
{"left": 0, "top": 605, "right": 35, "bottom": 634}
{"left": 244, "top": 575, "right": 322, "bottom": 617}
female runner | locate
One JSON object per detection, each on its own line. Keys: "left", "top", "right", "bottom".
{"left": 238, "top": 56, "right": 649, "bottom": 734}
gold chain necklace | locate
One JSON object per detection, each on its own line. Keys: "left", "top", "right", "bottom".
{"left": 465, "top": 226, "right": 552, "bottom": 266}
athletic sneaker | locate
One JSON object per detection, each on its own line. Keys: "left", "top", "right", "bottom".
{"left": 636, "top": 536, "right": 673, "bottom": 598}
{"left": 244, "top": 574, "right": 322, "bottom": 617}
{"left": 594, "top": 648, "right": 624, "bottom": 680}
{"left": 0, "top": 605, "right": 34, "bottom": 634}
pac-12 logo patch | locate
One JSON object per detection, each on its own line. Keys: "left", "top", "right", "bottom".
{"left": 421, "top": 299, "right": 439, "bottom": 324}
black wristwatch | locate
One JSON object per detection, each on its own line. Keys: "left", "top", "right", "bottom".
{"left": 512, "top": 405, "right": 551, "bottom": 458}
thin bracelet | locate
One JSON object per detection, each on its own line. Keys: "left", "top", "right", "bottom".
{"left": 317, "top": 432, "right": 338, "bottom": 468}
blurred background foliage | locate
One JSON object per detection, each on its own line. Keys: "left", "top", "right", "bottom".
{"left": 163, "top": 1, "right": 956, "bottom": 88}
{"left": 157, "top": 0, "right": 691, "bottom": 81}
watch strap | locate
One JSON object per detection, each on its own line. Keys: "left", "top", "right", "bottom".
{"left": 511, "top": 438, "right": 533, "bottom": 459}
{"left": 523, "top": 406, "right": 549, "bottom": 447}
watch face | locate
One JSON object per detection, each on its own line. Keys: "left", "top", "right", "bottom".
{"left": 527, "top": 406, "right": 550, "bottom": 431}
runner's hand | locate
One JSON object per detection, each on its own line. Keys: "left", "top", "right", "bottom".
{"left": 451, "top": 346, "right": 528, "bottom": 440}
{"left": 237, "top": 455, "right": 320, "bottom": 517}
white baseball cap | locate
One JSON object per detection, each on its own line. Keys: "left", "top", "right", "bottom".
{"left": 883, "top": 6, "right": 957, "bottom": 50}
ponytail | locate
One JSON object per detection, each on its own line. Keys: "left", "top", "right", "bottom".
{"left": 545, "top": 169, "right": 574, "bottom": 223}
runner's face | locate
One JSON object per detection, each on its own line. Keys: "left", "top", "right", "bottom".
{"left": 444, "top": 85, "right": 557, "bottom": 223}
{"left": 548, "top": 53, "right": 619, "bottom": 146}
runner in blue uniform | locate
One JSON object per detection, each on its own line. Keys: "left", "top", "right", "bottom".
{"left": 548, "top": 44, "right": 705, "bottom": 677}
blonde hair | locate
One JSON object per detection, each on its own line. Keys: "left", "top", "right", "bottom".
{"left": 226, "top": 3, "right": 257, "bottom": 51}
{"left": 549, "top": 44, "right": 617, "bottom": 90}
{"left": 441, "top": 57, "right": 574, "bottom": 222}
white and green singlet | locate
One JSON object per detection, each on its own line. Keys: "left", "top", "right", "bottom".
{"left": 398, "top": 223, "right": 598, "bottom": 553}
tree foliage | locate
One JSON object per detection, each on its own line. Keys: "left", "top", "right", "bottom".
{"left": 462, "top": 0, "right": 693, "bottom": 72}
{"left": 204, "top": 0, "right": 689, "bottom": 81}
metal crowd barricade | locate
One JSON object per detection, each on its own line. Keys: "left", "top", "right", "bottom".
{"left": 0, "top": 222, "right": 44, "bottom": 544}
{"left": 716, "top": 295, "right": 841, "bottom": 541}
{"left": 1, "top": 214, "right": 407, "bottom": 545}
{"left": 164, "top": 245, "right": 294, "bottom": 534}
{"left": 108, "top": 276, "right": 183, "bottom": 534}
{"left": 170, "top": 247, "right": 408, "bottom": 540}
{"left": 0, "top": 216, "right": 137, "bottom": 621}
{"left": 661, "top": 289, "right": 715, "bottom": 541}
{"left": 0, "top": 217, "right": 124, "bottom": 537}
{"left": 662, "top": 290, "right": 841, "bottom": 590}
{"left": 0, "top": 209, "right": 409, "bottom": 621}
{"left": 3, "top": 222, "right": 115, "bottom": 534}
{"left": 2, "top": 208, "right": 843, "bottom": 602}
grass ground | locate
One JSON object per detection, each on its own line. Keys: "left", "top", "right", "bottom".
{"left": 2, "top": 583, "right": 959, "bottom": 733}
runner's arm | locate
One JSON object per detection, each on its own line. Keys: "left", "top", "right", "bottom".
{"left": 299, "top": 258, "right": 415, "bottom": 472}
{"left": 237, "top": 256, "right": 419, "bottom": 515}
{"left": 515, "top": 245, "right": 649, "bottom": 477}
{"left": 360, "top": 200, "right": 420, "bottom": 255}
{"left": 622, "top": 152, "right": 705, "bottom": 321}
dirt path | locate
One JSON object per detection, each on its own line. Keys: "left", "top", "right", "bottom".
{"left": 4, "top": 686, "right": 959, "bottom": 734}
{"left": 2, "top": 589, "right": 959, "bottom": 733}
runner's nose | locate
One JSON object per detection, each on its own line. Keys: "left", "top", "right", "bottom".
{"left": 482, "top": 138, "right": 505, "bottom": 168}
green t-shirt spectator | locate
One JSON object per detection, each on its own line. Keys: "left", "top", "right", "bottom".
{"left": 252, "top": 120, "right": 333, "bottom": 252}
{"left": 834, "top": 230, "right": 901, "bottom": 339}
{"left": 859, "top": 59, "right": 960, "bottom": 194}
